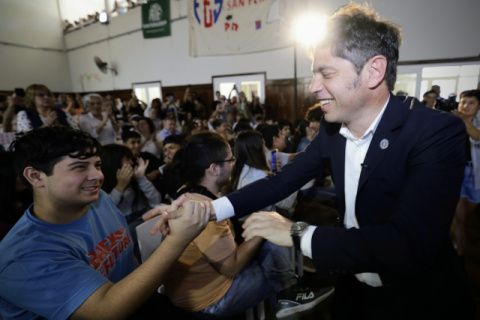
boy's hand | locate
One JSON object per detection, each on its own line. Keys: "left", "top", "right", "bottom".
{"left": 166, "top": 200, "right": 211, "bottom": 246}
{"left": 142, "top": 195, "right": 185, "bottom": 235}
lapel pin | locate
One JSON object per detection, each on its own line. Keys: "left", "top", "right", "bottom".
{"left": 380, "top": 139, "right": 389, "bottom": 150}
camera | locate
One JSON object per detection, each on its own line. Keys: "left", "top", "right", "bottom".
{"left": 437, "top": 94, "right": 458, "bottom": 112}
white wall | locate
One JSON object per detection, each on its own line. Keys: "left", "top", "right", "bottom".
{"left": 57, "top": 0, "right": 106, "bottom": 24}
{"left": 1, "top": 0, "right": 479, "bottom": 92}
{"left": 0, "top": 0, "right": 72, "bottom": 91}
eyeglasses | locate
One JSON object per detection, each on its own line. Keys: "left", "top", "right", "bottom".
{"left": 213, "top": 157, "right": 236, "bottom": 164}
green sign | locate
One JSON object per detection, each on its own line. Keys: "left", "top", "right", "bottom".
{"left": 142, "top": 0, "right": 171, "bottom": 39}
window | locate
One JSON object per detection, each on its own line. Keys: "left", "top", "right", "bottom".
{"left": 132, "top": 81, "right": 162, "bottom": 108}
{"left": 395, "top": 73, "right": 417, "bottom": 96}
{"left": 212, "top": 73, "right": 266, "bottom": 103}
{"left": 396, "top": 63, "right": 480, "bottom": 100}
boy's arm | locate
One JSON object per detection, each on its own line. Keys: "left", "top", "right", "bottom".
{"left": 70, "top": 201, "right": 210, "bottom": 320}
{"left": 210, "top": 236, "right": 264, "bottom": 277}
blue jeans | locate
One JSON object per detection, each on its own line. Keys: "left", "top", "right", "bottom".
{"left": 197, "top": 241, "right": 296, "bottom": 319}
{"left": 460, "top": 164, "right": 480, "bottom": 203}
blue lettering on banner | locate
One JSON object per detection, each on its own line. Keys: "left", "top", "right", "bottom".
{"left": 194, "top": 0, "right": 224, "bottom": 28}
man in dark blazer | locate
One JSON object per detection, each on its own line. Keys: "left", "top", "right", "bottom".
{"left": 209, "top": 3, "right": 474, "bottom": 320}
{"left": 144, "top": 3, "right": 473, "bottom": 319}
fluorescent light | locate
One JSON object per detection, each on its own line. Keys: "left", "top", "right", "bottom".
{"left": 99, "top": 11, "right": 109, "bottom": 24}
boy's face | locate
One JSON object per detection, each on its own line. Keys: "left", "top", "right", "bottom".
{"left": 164, "top": 143, "right": 181, "bottom": 164}
{"left": 459, "top": 96, "right": 480, "bottom": 117}
{"left": 43, "top": 155, "right": 103, "bottom": 209}
{"left": 273, "top": 132, "right": 286, "bottom": 151}
{"left": 281, "top": 125, "right": 291, "bottom": 138}
{"left": 215, "top": 122, "right": 229, "bottom": 134}
{"left": 424, "top": 93, "right": 436, "bottom": 108}
{"left": 124, "top": 138, "right": 141, "bottom": 157}
{"left": 138, "top": 120, "right": 150, "bottom": 135}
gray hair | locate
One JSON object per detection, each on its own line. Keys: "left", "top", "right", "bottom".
{"left": 83, "top": 93, "right": 104, "bottom": 106}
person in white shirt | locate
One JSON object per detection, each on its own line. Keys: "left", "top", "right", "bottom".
{"left": 78, "top": 94, "right": 120, "bottom": 145}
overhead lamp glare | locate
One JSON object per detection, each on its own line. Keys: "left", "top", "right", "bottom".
{"left": 293, "top": 14, "right": 326, "bottom": 47}
{"left": 99, "top": 11, "right": 109, "bottom": 24}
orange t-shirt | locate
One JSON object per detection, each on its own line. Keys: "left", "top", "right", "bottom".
{"left": 164, "top": 193, "right": 236, "bottom": 312}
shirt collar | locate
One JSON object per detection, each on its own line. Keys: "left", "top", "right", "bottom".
{"left": 339, "top": 96, "right": 390, "bottom": 141}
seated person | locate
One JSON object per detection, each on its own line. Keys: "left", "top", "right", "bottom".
{"left": 122, "top": 128, "right": 162, "bottom": 182}
{"left": 226, "top": 130, "right": 297, "bottom": 217}
{"left": 162, "top": 134, "right": 184, "bottom": 169}
{"left": 164, "top": 132, "right": 326, "bottom": 318}
{"left": 158, "top": 116, "right": 181, "bottom": 142}
{"left": 157, "top": 134, "right": 185, "bottom": 202}
{"left": 277, "top": 119, "right": 294, "bottom": 153}
{"left": 258, "top": 124, "right": 296, "bottom": 171}
{"left": 137, "top": 116, "right": 162, "bottom": 158}
{"left": 0, "top": 126, "right": 210, "bottom": 319}
{"left": 212, "top": 118, "right": 234, "bottom": 146}
{"left": 78, "top": 93, "right": 120, "bottom": 146}
{"left": 16, "top": 84, "right": 78, "bottom": 132}
{"left": 100, "top": 144, "right": 161, "bottom": 224}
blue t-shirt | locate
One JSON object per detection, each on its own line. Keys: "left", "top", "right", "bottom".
{"left": 0, "top": 190, "right": 136, "bottom": 320}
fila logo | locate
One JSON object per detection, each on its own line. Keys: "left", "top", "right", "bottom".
{"left": 296, "top": 291, "right": 314, "bottom": 301}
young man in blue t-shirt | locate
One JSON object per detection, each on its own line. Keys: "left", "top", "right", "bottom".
{"left": 0, "top": 126, "right": 210, "bottom": 320}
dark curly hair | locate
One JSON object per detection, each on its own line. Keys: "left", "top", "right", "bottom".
{"left": 9, "top": 126, "right": 101, "bottom": 187}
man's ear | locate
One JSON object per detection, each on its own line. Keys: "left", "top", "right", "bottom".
{"left": 23, "top": 167, "right": 46, "bottom": 188}
{"left": 366, "top": 55, "right": 387, "bottom": 89}
{"left": 206, "top": 164, "right": 218, "bottom": 177}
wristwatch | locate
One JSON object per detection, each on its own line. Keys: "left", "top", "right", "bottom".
{"left": 290, "top": 221, "right": 310, "bottom": 252}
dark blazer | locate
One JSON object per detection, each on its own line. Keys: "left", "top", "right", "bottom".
{"left": 226, "top": 94, "right": 472, "bottom": 317}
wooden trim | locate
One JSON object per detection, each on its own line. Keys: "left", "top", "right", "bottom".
{"left": 398, "top": 56, "right": 480, "bottom": 66}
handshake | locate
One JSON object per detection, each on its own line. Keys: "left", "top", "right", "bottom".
{"left": 141, "top": 194, "right": 213, "bottom": 246}
{"left": 142, "top": 193, "right": 295, "bottom": 247}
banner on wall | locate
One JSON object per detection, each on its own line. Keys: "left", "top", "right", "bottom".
{"left": 188, "top": 0, "right": 297, "bottom": 57}
{"left": 142, "top": 0, "right": 171, "bottom": 39}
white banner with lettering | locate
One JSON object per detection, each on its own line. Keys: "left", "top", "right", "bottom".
{"left": 189, "top": 0, "right": 297, "bottom": 57}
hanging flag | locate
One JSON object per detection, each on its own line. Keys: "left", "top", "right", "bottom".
{"left": 188, "top": 0, "right": 297, "bottom": 57}
{"left": 142, "top": 0, "right": 171, "bottom": 39}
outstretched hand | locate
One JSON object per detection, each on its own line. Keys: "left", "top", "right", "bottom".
{"left": 142, "top": 195, "right": 186, "bottom": 236}
{"left": 167, "top": 200, "right": 211, "bottom": 246}
{"left": 242, "top": 211, "right": 294, "bottom": 247}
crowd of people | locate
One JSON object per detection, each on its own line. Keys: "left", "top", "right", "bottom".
{"left": 0, "top": 3, "right": 479, "bottom": 320}
{"left": 0, "top": 81, "right": 338, "bottom": 319}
